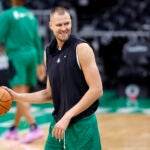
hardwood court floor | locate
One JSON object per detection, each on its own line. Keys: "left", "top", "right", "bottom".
{"left": 97, "top": 114, "right": 150, "bottom": 150}
{"left": 1, "top": 114, "right": 150, "bottom": 150}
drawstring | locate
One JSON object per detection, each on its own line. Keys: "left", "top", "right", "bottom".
{"left": 58, "top": 132, "right": 66, "bottom": 149}
{"left": 63, "top": 132, "right": 66, "bottom": 149}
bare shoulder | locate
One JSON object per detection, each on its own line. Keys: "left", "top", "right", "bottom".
{"left": 77, "top": 42, "right": 93, "bottom": 52}
{"left": 77, "top": 42, "right": 95, "bottom": 61}
{"left": 76, "top": 42, "right": 96, "bottom": 70}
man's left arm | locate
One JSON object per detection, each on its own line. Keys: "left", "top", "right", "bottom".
{"left": 65, "top": 42, "right": 103, "bottom": 118}
{"left": 52, "top": 43, "right": 103, "bottom": 140}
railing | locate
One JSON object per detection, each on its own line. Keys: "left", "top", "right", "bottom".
{"left": 78, "top": 28, "right": 150, "bottom": 38}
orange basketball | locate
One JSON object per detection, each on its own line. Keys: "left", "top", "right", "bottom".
{"left": 0, "top": 87, "right": 12, "bottom": 116}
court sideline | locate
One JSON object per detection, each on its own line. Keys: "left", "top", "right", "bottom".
{"left": 1, "top": 114, "right": 150, "bottom": 150}
{"left": 0, "top": 91, "right": 150, "bottom": 150}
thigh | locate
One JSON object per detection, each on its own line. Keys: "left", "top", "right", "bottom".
{"left": 26, "top": 52, "right": 37, "bottom": 86}
{"left": 66, "top": 114, "right": 101, "bottom": 150}
{"left": 9, "top": 56, "right": 27, "bottom": 88}
{"left": 45, "top": 115, "right": 101, "bottom": 150}
{"left": 45, "top": 119, "right": 64, "bottom": 150}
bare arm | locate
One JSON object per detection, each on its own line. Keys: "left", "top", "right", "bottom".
{"left": 65, "top": 42, "right": 103, "bottom": 118}
{"left": 52, "top": 42, "right": 103, "bottom": 139}
{"left": 3, "top": 51, "right": 53, "bottom": 104}
{"left": 3, "top": 76, "right": 52, "bottom": 104}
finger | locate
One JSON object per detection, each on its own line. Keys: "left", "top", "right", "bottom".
{"left": 57, "top": 128, "right": 62, "bottom": 140}
{"left": 52, "top": 126, "right": 64, "bottom": 140}
{"left": 60, "top": 130, "right": 64, "bottom": 140}
{"left": 1, "top": 86, "right": 14, "bottom": 99}
{"left": 52, "top": 126, "right": 59, "bottom": 139}
{"left": 52, "top": 127, "right": 55, "bottom": 137}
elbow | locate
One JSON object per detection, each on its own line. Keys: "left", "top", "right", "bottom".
{"left": 94, "top": 86, "right": 103, "bottom": 99}
{"left": 89, "top": 82, "right": 103, "bottom": 99}
{"left": 97, "top": 88, "right": 103, "bottom": 98}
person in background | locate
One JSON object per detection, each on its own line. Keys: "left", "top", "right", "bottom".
{"left": 0, "top": 0, "right": 45, "bottom": 143}
{"left": 0, "top": 0, "right": 3, "bottom": 12}
{"left": 3, "top": 6, "right": 103, "bottom": 149}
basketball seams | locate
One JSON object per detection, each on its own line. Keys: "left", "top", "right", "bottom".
{"left": 0, "top": 89, "right": 11, "bottom": 102}
{"left": 0, "top": 87, "right": 12, "bottom": 115}
{"left": 0, "top": 100, "right": 11, "bottom": 102}
{"left": 0, "top": 89, "right": 5, "bottom": 101}
{"left": 0, "top": 103, "right": 10, "bottom": 110}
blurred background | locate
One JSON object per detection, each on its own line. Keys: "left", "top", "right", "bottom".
{"left": 0, "top": 0, "right": 150, "bottom": 100}
{"left": 0, "top": 1, "right": 150, "bottom": 149}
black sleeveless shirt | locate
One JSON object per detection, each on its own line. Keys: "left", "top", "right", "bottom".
{"left": 46, "top": 35, "right": 99, "bottom": 123}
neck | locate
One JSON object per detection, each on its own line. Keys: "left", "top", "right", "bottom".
{"left": 57, "top": 41, "right": 64, "bottom": 50}
{"left": 11, "top": 0, "right": 24, "bottom": 7}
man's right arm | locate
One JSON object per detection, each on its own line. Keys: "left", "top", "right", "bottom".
{"left": 2, "top": 76, "right": 53, "bottom": 104}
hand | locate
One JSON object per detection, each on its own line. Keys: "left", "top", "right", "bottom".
{"left": 52, "top": 113, "right": 72, "bottom": 140}
{"left": 1, "top": 86, "right": 17, "bottom": 100}
{"left": 37, "top": 64, "right": 46, "bottom": 81}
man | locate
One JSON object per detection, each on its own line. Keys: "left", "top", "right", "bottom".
{"left": 4, "top": 6, "right": 103, "bottom": 149}
{"left": 0, "top": 0, "right": 45, "bottom": 143}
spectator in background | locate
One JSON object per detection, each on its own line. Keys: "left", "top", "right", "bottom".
{"left": 0, "top": 0, "right": 45, "bottom": 143}
{"left": 0, "top": 0, "right": 3, "bottom": 12}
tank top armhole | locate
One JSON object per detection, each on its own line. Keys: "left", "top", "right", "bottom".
{"left": 76, "top": 47, "right": 81, "bottom": 70}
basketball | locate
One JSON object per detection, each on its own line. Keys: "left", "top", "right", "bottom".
{"left": 0, "top": 87, "right": 12, "bottom": 116}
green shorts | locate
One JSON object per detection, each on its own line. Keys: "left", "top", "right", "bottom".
{"left": 9, "top": 50, "right": 38, "bottom": 88}
{"left": 45, "top": 114, "right": 101, "bottom": 150}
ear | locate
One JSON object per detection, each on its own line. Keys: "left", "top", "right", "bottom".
{"left": 48, "top": 21, "right": 52, "bottom": 30}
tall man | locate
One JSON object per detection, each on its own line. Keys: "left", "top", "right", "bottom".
{"left": 3, "top": 6, "right": 103, "bottom": 149}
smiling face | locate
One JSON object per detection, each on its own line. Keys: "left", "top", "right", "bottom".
{"left": 49, "top": 7, "right": 72, "bottom": 48}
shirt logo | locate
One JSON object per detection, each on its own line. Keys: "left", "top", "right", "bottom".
{"left": 56, "top": 58, "right": 61, "bottom": 63}
{"left": 13, "top": 11, "right": 34, "bottom": 20}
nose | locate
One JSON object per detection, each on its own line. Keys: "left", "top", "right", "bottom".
{"left": 61, "top": 25, "right": 66, "bottom": 31}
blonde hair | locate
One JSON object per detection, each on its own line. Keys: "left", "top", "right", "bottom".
{"left": 50, "top": 6, "right": 70, "bottom": 21}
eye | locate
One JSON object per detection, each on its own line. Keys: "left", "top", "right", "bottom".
{"left": 56, "top": 24, "right": 62, "bottom": 27}
{"left": 64, "top": 22, "right": 70, "bottom": 26}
